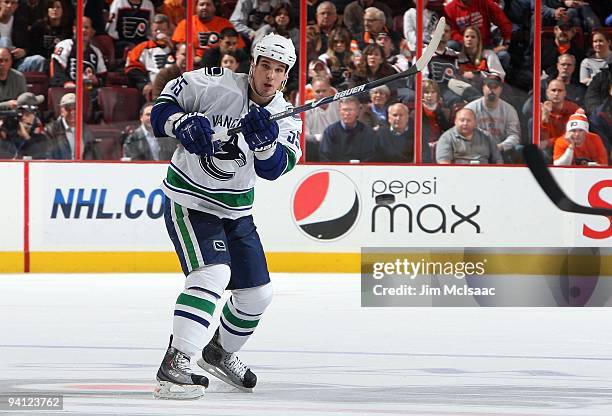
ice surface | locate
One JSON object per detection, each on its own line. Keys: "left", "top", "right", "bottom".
{"left": 1, "top": 273, "right": 611, "bottom": 415}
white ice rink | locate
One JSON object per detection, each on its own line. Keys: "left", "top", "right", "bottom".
{"left": 1, "top": 273, "right": 612, "bottom": 416}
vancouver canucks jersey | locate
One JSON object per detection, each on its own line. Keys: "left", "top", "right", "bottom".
{"left": 154, "top": 68, "right": 302, "bottom": 219}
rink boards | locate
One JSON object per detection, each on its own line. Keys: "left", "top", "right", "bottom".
{"left": 0, "top": 161, "right": 610, "bottom": 273}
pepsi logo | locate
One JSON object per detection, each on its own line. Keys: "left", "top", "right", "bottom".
{"left": 291, "top": 170, "right": 361, "bottom": 241}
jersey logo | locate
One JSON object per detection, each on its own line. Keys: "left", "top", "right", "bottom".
{"left": 153, "top": 53, "right": 169, "bottom": 69}
{"left": 213, "top": 240, "right": 227, "bottom": 251}
{"left": 198, "top": 31, "right": 220, "bottom": 48}
{"left": 203, "top": 67, "right": 223, "bottom": 77}
{"left": 199, "top": 133, "right": 246, "bottom": 181}
{"left": 122, "top": 16, "right": 149, "bottom": 39}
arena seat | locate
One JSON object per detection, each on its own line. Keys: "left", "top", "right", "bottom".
{"left": 97, "top": 87, "right": 141, "bottom": 123}
{"left": 92, "top": 34, "right": 117, "bottom": 71}
{"left": 23, "top": 72, "right": 49, "bottom": 112}
{"left": 87, "top": 124, "right": 124, "bottom": 160}
{"left": 47, "top": 87, "right": 93, "bottom": 122}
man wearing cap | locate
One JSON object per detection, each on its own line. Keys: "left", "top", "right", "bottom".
{"left": 45, "top": 92, "right": 97, "bottom": 160}
{"left": 0, "top": 47, "right": 25, "bottom": 110}
{"left": 553, "top": 109, "right": 607, "bottom": 166}
{"left": 541, "top": 23, "right": 585, "bottom": 81}
{"left": 465, "top": 73, "right": 521, "bottom": 162}
{"left": 0, "top": 92, "right": 49, "bottom": 159}
{"left": 125, "top": 13, "right": 174, "bottom": 102}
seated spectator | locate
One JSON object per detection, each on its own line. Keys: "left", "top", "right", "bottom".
{"left": 123, "top": 102, "right": 178, "bottom": 160}
{"left": 14, "top": 0, "right": 46, "bottom": 31}
{"left": 172, "top": 0, "right": 246, "bottom": 60}
{"left": 343, "top": 0, "right": 393, "bottom": 39}
{"left": 51, "top": 16, "right": 106, "bottom": 90}
{"left": 29, "top": 0, "right": 73, "bottom": 60}
{"left": 125, "top": 13, "right": 173, "bottom": 102}
{"left": 0, "top": 47, "right": 26, "bottom": 110}
{"left": 444, "top": 0, "right": 512, "bottom": 69}
{"left": 252, "top": 3, "right": 299, "bottom": 52}
{"left": 544, "top": 53, "right": 586, "bottom": 108}
{"left": 465, "top": 72, "right": 521, "bottom": 162}
{"left": 543, "top": 0, "right": 601, "bottom": 33}
{"left": 152, "top": 42, "right": 186, "bottom": 100}
{"left": 201, "top": 27, "right": 249, "bottom": 73}
{"left": 0, "top": 0, "right": 46, "bottom": 72}
{"left": 230, "top": 0, "right": 289, "bottom": 42}
{"left": 418, "top": 79, "right": 453, "bottom": 163}
{"left": 540, "top": 79, "right": 581, "bottom": 151}
{"left": 436, "top": 107, "right": 502, "bottom": 164}
{"left": 319, "top": 96, "right": 375, "bottom": 162}
{"left": 457, "top": 26, "right": 505, "bottom": 91}
{"left": 318, "top": 27, "right": 354, "bottom": 88}
{"left": 376, "top": 32, "right": 409, "bottom": 73}
{"left": 354, "top": 7, "right": 402, "bottom": 51}
{"left": 106, "top": 0, "right": 155, "bottom": 58}
{"left": 374, "top": 102, "right": 413, "bottom": 163}
{"left": 304, "top": 75, "right": 340, "bottom": 161}
{"left": 360, "top": 85, "right": 390, "bottom": 130}
{"left": 301, "top": 59, "right": 333, "bottom": 102}
{"left": 348, "top": 44, "right": 398, "bottom": 92}
{"left": 590, "top": 83, "right": 612, "bottom": 156}
{"left": 579, "top": 30, "right": 612, "bottom": 87}
{"left": 403, "top": 0, "right": 444, "bottom": 54}
{"left": 45, "top": 92, "right": 97, "bottom": 159}
{"left": 0, "top": 92, "right": 48, "bottom": 159}
{"left": 220, "top": 51, "right": 241, "bottom": 72}
{"left": 158, "top": 0, "right": 184, "bottom": 29}
{"left": 553, "top": 109, "right": 607, "bottom": 166}
{"left": 585, "top": 67, "right": 611, "bottom": 116}
{"left": 311, "top": 1, "right": 339, "bottom": 54}
{"left": 541, "top": 22, "right": 585, "bottom": 80}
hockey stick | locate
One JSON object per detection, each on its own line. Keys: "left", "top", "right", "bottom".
{"left": 212, "top": 17, "right": 447, "bottom": 142}
{"left": 523, "top": 144, "right": 612, "bottom": 216}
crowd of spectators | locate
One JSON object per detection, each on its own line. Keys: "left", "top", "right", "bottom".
{"left": 0, "top": 0, "right": 609, "bottom": 166}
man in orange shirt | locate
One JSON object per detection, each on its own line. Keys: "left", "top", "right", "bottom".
{"left": 172, "top": 0, "right": 246, "bottom": 60}
{"left": 553, "top": 109, "right": 608, "bottom": 166}
{"left": 540, "top": 79, "right": 580, "bottom": 149}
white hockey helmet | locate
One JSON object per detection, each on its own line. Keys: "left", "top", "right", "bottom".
{"left": 251, "top": 33, "right": 297, "bottom": 73}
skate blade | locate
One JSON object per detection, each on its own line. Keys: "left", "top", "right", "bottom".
{"left": 153, "top": 380, "right": 205, "bottom": 400}
{"left": 196, "top": 358, "right": 253, "bottom": 393}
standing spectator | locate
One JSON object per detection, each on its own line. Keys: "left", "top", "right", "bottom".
{"left": 45, "top": 92, "right": 97, "bottom": 159}
{"left": 319, "top": 96, "right": 375, "bottom": 162}
{"left": 541, "top": 22, "right": 585, "bottom": 80}
{"left": 0, "top": 0, "right": 46, "bottom": 72}
{"left": 0, "top": 92, "right": 48, "bottom": 159}
{"left": 444, "top": 0, "right": 512, "bottom": 69}
{"left": 0, "top": 47, "right": 26, "bottom": 110}
{"left": 360, "top": 84, "right": 390, "bottom": 130}
{"left": 540, "top": 79, "right": 580, "bottom": 151}
{"left": 354, "top": 7, "right": 401, "bottom": 51}
{"left": 106, "top": 0, "right": 155, "bottom": 58}
{"left": 29, "top": 0, "right": 73, "bottom": 60}
{"left": 252, "top": 3, "right": 299, "bottom": 53}
{"left": 152, "top": 42, "right": 186, "bottom": 100}
{"left": 201, "top": 27, "right": 249, "bottom": 73}
{"left": 343, "top": 0, "right": 393, "bottom": 39}
{"left": 304, "top": 75, "right": 340, "bottom": 161}
{"left": 375, "top": 102, "right": 413, "bottom": 163}
{"left": 580, "top": 29, "right": 612, "bottom": 87}
{"left": 125, "top": 13, "right": 173, "bottom": 102}
{"left": 457, "top": 26, "right": 505, "bottom": 90}
{"left": 172, "top": 0, "right": 246, "bottom": 59}
{"left": 553, "top": 109, "right": 607, "bottom": 166}
{"left": 465, "top": 73, "right": 521, "bottom": 162}
{"left": 417, "top": 79, "right": 453, "bottom": 163}
{"left": 404, "top": 0, "right": 444, "bottom": 54}
{"left": 123, "top": 102, "right": 178, "bottom": 160}
{"left": 230, "top": 0, "right": 288, "bottom": 42}
{"left": 50, "top": 16, "right": 107, "bottom": 91}
{"left": 436, "top": 107, "right": 502, "bottom": 164}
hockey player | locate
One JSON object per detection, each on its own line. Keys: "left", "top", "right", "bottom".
{"left": 150, "top": 33, "right": 301, "bottom": 399}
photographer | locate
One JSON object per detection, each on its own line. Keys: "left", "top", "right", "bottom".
{"left": 0, "top": 92, "right": 49, "bottom": 159}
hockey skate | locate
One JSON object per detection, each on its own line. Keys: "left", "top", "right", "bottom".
{"left": 154, "top": 337, "right": 209, "bottom": 400}
{"left": 196, "top": 330, "right": 257, "bottom": 392}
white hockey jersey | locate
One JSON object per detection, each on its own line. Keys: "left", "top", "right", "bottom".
{"left": 106, "top": 0, "right": 155, "bottom": 43}
{"left": 52, "top": 39, "right": 107, "bottom": 80}
{"left": 155, "top": 68, "right": 303, "bottom": 219}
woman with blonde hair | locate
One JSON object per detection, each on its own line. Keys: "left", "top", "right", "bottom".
{"left": 457, "top": 26, "right": 505, "bottom": 88}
